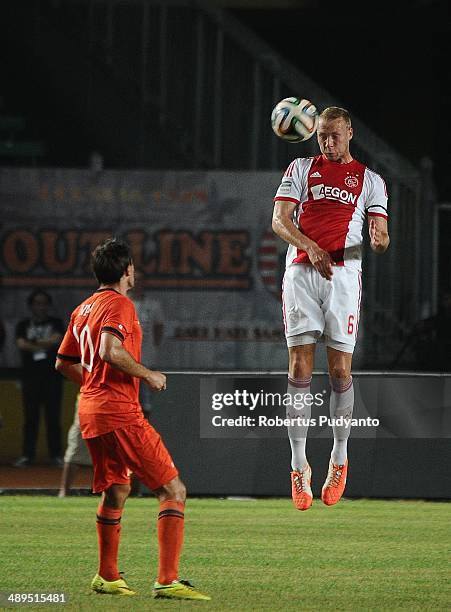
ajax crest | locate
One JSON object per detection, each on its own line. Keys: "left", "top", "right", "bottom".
{"left": 345, "top": 175, "right": 359, "bottom": 189}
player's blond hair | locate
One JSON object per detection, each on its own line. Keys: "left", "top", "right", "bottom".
{"left": 320, "top": 107, "right": 352, "bottom": 127}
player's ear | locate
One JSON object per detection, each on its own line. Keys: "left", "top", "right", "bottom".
{"left": 348, "top": 126, "right": 353, "bottom": 141}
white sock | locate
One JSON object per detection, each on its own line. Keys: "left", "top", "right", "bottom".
{"left": 287, "top": 374, "right": 312, "bottom": 471}
{"left": 329, "top": 376, "right": 354, "bottom": 465}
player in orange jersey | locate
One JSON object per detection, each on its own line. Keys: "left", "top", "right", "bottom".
{"left": 55, "top": 238, "right": 209, "bottom": 601}
{"left": 273, "top": 107, "right": 390, "bottom": 510}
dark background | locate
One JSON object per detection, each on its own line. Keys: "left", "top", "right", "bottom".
{"left": 1, "top": 0, "right": 449, "bottom": 199}
{"left": 233, "top": 0, "right": 450, "bottom": 200}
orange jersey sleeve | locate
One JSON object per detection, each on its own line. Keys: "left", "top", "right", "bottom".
{"left": 101, "top": 293, "right": 135, "bottom": 343}
{"left": 57, "top": 310, "right": 81, "bottom": 363}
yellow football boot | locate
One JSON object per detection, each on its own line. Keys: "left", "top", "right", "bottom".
{"left": 153, "top": 579, "right": 210, "bottom": 600}
{"left": 91, "top": 573, "right": 136, "bottom": 596}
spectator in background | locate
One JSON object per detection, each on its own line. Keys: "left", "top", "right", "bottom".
{"left": 392, "top": 289, "right": 451, "bottom": 371}
{"left": 58, "top": 393, "right": 92, "bottom": 497}
{"left": 413, "top": 290, "right": 451, "bottom": 371}
{"left": 0, "top": 318, "right": 5, "bottom": 429}
{"left": 0, "top": 318, "right": 5, "bottom": 349}
{"left": 13, "top": 289, "right": 65, "bottom": 467}
{"left": 130, "top": 271, "right": 165, "bottom": 416}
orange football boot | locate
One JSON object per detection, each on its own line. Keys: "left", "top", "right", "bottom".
{"left": 321, "top": 460, "right": 348, "bottom": 506}
{"left": 290, "top": 464, "right": 313, "bottom": 511}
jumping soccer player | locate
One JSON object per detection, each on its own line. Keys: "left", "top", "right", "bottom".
{"left": 272, "top": 107, "right": 389, "bottom": 510}
{"left": 55, "top": 238, "right": 210, "bottom": 600}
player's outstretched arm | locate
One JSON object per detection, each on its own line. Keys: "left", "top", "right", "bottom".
{"left": 369, "top": 216, "right": 390, "bottom": 253}
{"left": 99, "top": 331, "right": 166, "bottom": 391}
{"left": 272, "top": 201, "right": 334, "bottom": 280}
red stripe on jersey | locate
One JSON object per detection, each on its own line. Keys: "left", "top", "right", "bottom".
{"left": 295, "top": 200, "right": 354, "bottom": 265}
{"left": 291, "top": 156, "right": 368, "bottom": 265}
{"left": 356, "top": 272, "right": 362, "bottom": 338}
{"left": 367, "top": 212, "right": 388, "bottom": 219}
{"left": 274, "top": 196, "right": 299, "bottom": 204}
{"left": 284, "top": 160, "right": 296, "bottom": 177}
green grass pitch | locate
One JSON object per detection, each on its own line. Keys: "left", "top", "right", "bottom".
{"left": 0, "top": 496, "right": 449, "bottom": 611}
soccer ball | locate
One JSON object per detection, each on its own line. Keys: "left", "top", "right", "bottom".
{"left": 271, "top": 97, "right": 319, "bottom": 143}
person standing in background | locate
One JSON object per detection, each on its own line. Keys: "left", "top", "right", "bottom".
{"left": 392, "top": 289, "right": 451, "bottom": 371}
{"left": 0, "top": 318, "right": 5, "bottom": 429}
{"left": 58, "top": 393, "right": 93, "bottom": 497}
{"left": 14, "top": 289, "right": 65, "bottom": 467}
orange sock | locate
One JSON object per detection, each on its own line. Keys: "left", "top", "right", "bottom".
{"left": 96, "top": 504, "right": 123, "bottom": 581}
{"left": 157, "top": 500, "right": 185, "bottom": 585}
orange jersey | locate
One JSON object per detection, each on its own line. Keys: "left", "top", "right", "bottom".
{"left": 57, "top": 287, "right": 143, "bottom": 438}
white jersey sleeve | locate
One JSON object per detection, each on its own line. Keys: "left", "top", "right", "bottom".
{"left": 363, "top": 169, "right": 388, "bottom": 218}
{"left": 274, "top": 158, "right": 312, "bottom": 205}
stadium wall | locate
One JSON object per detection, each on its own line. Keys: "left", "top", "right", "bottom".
{"left": 0, "top": 374, "right": 449, "bottom": 499}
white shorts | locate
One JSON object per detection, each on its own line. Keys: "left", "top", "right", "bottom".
{"left": 282, "top": 263, "right": 362, "bottom": 353}
{"left": 64, "top": 397, "right": 92, "bottom": 466}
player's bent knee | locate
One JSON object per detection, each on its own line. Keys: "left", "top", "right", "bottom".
{"left": 329, "top": 366, "right": 351, "bottom": 380}
{"left": 291, "top": 364, "right": 312, "bottom": 379}
{"left": 155, "top": 476, "right": 186, "bottom": 503}
{"left": 289, "top": 353, "right": 314, "bottom": 378}
{"left": 103, "top": 483, "right": 131, "bottom": 508}
{"left": 169, "top": 478, "right": 186, "bottom": 502}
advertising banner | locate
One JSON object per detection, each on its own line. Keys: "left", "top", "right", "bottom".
{"left": 1, "top": 167, "right": 308, "bottom": 369}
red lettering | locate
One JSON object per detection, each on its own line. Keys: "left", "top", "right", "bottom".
{"left": 178, "top": 232, "right": 213, "bottom": 274}
{"left": 216, "top": 232, "right": 250, "bottom": 275}
{"left": 3, "top": 231, "right": 39, "bottom": 273}
{"left": 126, "top": 231, "right": 156, "bottom": 274}
{"left": 42, "top": 231, "right": 78, "bottom": 273}
{"left": 157, "top": 232, "right": 176, "bottom": 274}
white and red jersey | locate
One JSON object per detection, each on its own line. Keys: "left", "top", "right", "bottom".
{"left": 274, "top": 154, "right": 388, "bottom": 270}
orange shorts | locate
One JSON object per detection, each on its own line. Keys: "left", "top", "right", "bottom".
{"left": 85, "top": 420, "right": 178, "bottom": 493}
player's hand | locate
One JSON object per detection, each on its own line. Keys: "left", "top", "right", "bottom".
{"left": 306, "top": 244, "right": 334, "bottom": 280}
{"left": 369, "top": 218, "right": 382, "bottom": 250}
{"left": 145, "top": 370, "right": 167, "bottom": 391}
{"left": 369, "top": 218, "right": 389, "bottom": 252}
